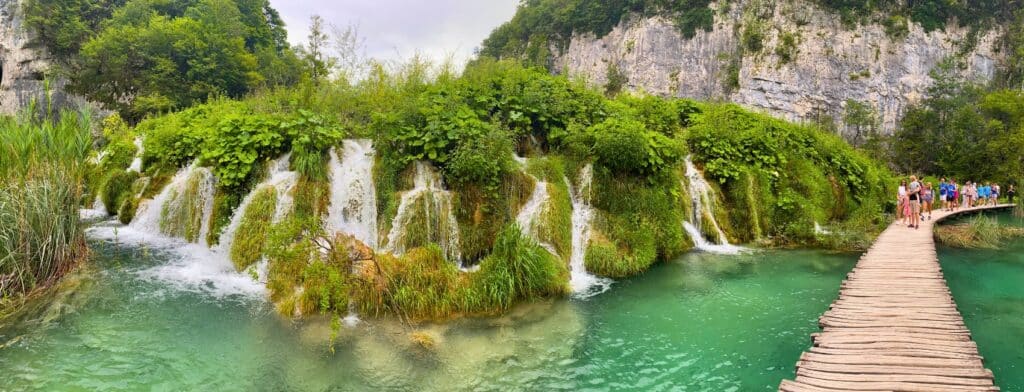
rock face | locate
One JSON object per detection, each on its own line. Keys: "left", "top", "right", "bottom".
{"left": 0, "top": 0, "right": 82, "bottom": 115}
{"left": 553, "top": 0, "right": 1002, "bottom": 136}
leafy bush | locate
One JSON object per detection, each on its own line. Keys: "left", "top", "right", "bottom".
{"left": 591, "top": 117, "right": 683, "bottom": 177}
{"left": 445, "top": 130, "right": 515, "bottom": 189}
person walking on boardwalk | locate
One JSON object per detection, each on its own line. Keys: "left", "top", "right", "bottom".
{"left": 948, "top": 180, "right": 959, "bottom": 212}
{"left": 908, "top": 176, "right": 922, "bottom": 229}
{"left": 1009, "top": 185, "right": 1017, "bottom": 204}
{"left": 938, "top": 178, "right": 949, "bottom": 211}
{"left": 922, "top": 182, "right": 934, "bottom": 220}
{"left": 993, "top": 183, "right": 1000, "bottom": 204}
{"left": 898, "top": 180, "right": 909, "bottom": 225}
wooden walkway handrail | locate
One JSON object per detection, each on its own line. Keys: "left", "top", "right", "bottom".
{"left": 779, "top": 204, "right": 1014, "bottom": 392}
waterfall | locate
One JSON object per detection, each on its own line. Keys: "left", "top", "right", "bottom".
{"left": 566, "top": 164, "right": 611, "bottom": 296}
{"left": 814, "top": 222, "right": 832, "bottom": 235}
{"left": 128, "top": 137, "right": 144, "bottom": 173}
{"left": 325, "top": 140, "right": 378, "bottom": 250}
{"left": 515, "top": 179, "right": 560, "bottom": 258}
{"left": 216, "top": 153, "right": 298, "bottom": 256}
{"left": 130, "top": 162, "right": 215, "bottom": 245}
{"left": 682, "top": 156, "right": 744, "bottom": 254}
{"left": 384, "top": 161, "right": 462, "bottom": 264}
{"left": 80, "top": 194, "right": 109, "bottom": 220}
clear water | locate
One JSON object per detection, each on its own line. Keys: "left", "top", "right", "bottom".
{"left": 939, "top": 211, "right": 1024, "bottom": 391}
{"left": 0, "top": 238, "right": 857, "bottom": 391}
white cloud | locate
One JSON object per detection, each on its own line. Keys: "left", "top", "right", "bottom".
{"left": 270, "top": 0, "right": 519, "bottom": 68}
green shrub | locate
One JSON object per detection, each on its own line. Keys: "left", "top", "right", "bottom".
{"left": 445, "top": 130, "right": 515, "bottom": 189}
{"left": 591, "top": 117, "right": 683, "bottom": 177}
{"left": 472, "top": 225, "right": 569, "bottom": 310}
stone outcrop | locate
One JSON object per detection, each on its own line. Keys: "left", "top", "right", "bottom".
{"left": 0, "top": 0, "right": 83, "bottom": 115}
{"left": 553, "top": 0, "right": 1003, "bottom": 136}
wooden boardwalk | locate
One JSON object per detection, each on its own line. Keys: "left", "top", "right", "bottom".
{"left": 780, "top": 204, "right": 1014, "bottom": 392}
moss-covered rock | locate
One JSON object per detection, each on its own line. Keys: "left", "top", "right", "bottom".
{"left": 584, "top": 166, "right": 690, "bottom": 277}
{"left": 229, "top": 187, "right": 278, "bottom": 271}
{"left": 100, "top": 171, "right": 140, "bottom": 214}
{"left": 159, "top": 169, "right": 213, "bottom": 242}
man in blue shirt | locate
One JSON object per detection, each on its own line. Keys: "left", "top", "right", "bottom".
{"left": 939, "top": 178, "right": 949, "bottom": 210}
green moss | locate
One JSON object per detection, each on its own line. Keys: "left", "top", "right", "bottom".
{"left": 537, "top": 182, "right": 573, "bottom": 260}
{"left": 100, "top": 171, "right": 140, "bottom": 214}
{"left": 523, "top": 156, "right": 574, "bottom": 260}
{"left": 159, "top": 169, "right": 212, "bottom": 243}
{"left": 585, "top": 166, "right": 689, "bottom": 277}
{"left": 117, "top": 197, "right": 138, "bottom": 225}
{"left": 353, "top": 226, "right": 568, "bottom": 320}
{"left": 229, "top": 187, "right": 278, "bottom": 271}
{"left": 265, "top": 217, "right": 312, "bottom": 314}
{"left": 453, "top": 171, "right": 532, "bottom": 263}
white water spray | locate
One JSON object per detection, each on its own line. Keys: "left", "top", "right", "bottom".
{"left": 130, "top": 162, "right": 215, "bottom": 245}
{"left": 384, "top": 162, "right": 462, "bottom": 264}
{"left": 567, "top": 164, "right": 611, "bottom": 297}
{"left": 682, "top": 156, "right": 743, "bottom": 254}
{"left": 515, "top": 179, "right": 560, "bottom": 258}
{"left": 128, "top": 137, "right": 144, "bottom": 173}
{"left": 80, "top": 194, "right": 109, "bottom": 220}
{"left": 216, "top": 153, "right": 298, "bottom": 255}
{"left": 325, "top": 140, "right": 379, "bottom": 250}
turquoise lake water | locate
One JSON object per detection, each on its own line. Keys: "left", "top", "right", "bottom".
{"left": 0, "top": 231, "right": 860, "bottom": 391}
{"left": 940, "top": 211, "right": 1024, "bottom": 391}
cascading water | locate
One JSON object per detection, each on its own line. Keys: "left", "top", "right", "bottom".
{"left": 130, "top": 162, "right": 216, "bottom": 245}
{"left": 682, "top": 156, "right": 744, "bottom": 254}
{"left": 325, "top": 140, "right": 378, "bottom": 250}
{"left": 216, "top": 153, "right": 298, "bottom": 256}
{"left": 79, "top": 194, "right": 109, "bottom": 220}
{"left": 384, "top": 161, "right": 462, "bottom": 264}
{"left": 128, "top": 137, "right": 144, "bottom": 173}
{"left": 91, "top": 162, "right": 265, "bottom": 298}
{"left": 567, "top": 164, "right": 611, "bottom": 296}
{"left": 515, "top": 178, "right": 560, "bottom": 258}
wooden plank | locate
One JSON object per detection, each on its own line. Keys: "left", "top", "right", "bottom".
{"left": 778, "top": 205, "right": 1012, "bottom": 391}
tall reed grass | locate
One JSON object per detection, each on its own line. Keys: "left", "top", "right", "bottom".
{"left": 0, "top": 111, "right": 92, "bottom": 302}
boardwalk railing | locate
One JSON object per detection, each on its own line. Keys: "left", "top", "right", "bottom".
{"left": 779, "top": 204, "right": 1014, "bottom": 392}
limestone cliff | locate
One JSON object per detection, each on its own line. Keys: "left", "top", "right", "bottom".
{"left": 0, "top": 0, "right": 82, "bottom": 115}
{"left": 552, "top": 1, "right": 1002, "bottom": 136}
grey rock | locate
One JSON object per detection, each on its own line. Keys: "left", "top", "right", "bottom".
{"left": 552, "top": 1, "right": 1002, "bottom": 137}
{"left": 0, "top": 0, "right": 87, "bottom": 116}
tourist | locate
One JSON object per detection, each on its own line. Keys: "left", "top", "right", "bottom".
{"left": 939, "top": 178, "right": 949, "bottom": 211}
{"left": 992, "top": 183, "right": 1000, "bottom": 205}
{"left": 898, "top": 180, "right": 908, "bottom": 225}
{"left": 948, "top": 180, "right": 959, "bottom": 212}
{"left": 908, "top": 176, "right": 922, "bottom": 229}
{"left": 980, "top": 182, "right": 988, "bottom": 206}
{"left": 922, "top": 183, "right": 934, "bottom": 220}
{"left": 1009, "top": 185, "right": 1017, "bottom": 204}
{"left": 964, "top": 182, "right": 975, "bottom": 208}
{"left": 983, "top": 183, "right": 992, "bottom": 206}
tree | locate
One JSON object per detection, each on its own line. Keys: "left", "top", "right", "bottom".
{"left": 842, "top": 99, "right": 878, "bottom": 147}
{"left": 71, "top": 0, "right": 262, "bottom": 121}
{"left": 66, "top": 0, "right": 301, "bottom": 121}
{"left": 302, "top": 15, "right": 335, "bottom": 83}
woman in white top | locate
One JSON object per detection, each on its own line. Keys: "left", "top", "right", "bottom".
{"left": 898, "top": 180, "right": 908, "bottom": 225}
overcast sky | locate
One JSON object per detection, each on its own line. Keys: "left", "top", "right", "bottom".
{"left": 269, "top": 0, "right": 520, "bottom": 68}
